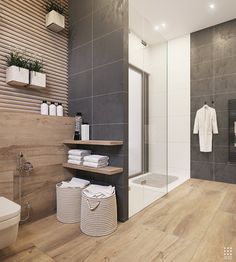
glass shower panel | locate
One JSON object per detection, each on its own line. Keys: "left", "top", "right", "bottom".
{"left": 128, "top": 1, "right": 168, "bottom": 217}
{"left": 128, "top": 67, "right": 143, "bottom": 177}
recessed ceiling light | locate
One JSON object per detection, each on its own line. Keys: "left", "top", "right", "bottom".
{"left": 154, "top": 25, "right": 160, "bottom": 31}
{"left": 209, "top": 3, "right": 215, "bottom": 9}
{"left": 161, "top": 23, "right": 166, "bottom": 28}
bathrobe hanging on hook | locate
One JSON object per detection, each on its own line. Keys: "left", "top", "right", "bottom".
{"left": 193, "top": 105, "right": 218, "bottom": 152}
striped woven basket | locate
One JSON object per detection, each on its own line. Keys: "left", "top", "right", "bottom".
{"left": 80, "top": 190, "right": 117, "bottom": 236}
{"left": 56, "top": 183, "right": 83, "bottom": 224}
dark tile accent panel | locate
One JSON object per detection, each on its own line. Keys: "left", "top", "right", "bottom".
{"left": 115, "top": 185, "right": 128, "bottom": 222}
{"left": 68, "top": 70, "right": 92, "bottom": 100}
{"left": 191, "top": 27, "right": 214, "bottom": 48}
{"left": 191, "top": 19, "right": 236, "bottom": 185}
{"left": 93, "top": 4, "right": 124, "bottom": 39}
{"left": 191, "top": 161, "right": 214, "bottom": 180}
{"left": 69, "top": 43, "right": 92, "bottom": 74}
{"left": 214, "top": 146, "right": 229, "bottom": 163}
{"left": 214, "top": 56, "right": 236, "bottom": 76}
{"left": 216, "top": 111, "right": 228, "bottom": 129}
{"left": 69, "top": 0, "right": 92, "bottom": 23}
{"left": 191, "top": 44, "right": 213, "bottom": 65}
{"left": 191, "top": 78, "right": 214, "bottom": 96}
{"left": 69, "top": 15, "right": 92, "bottom": 50}
{"left": 214, "top": 19, "right": 236, "bottom": 41}
{"left": 68, "top": 0, "right": 128, "bottom": 221}
{"left": 68, "top": 98, "right": 92, "bottom": 124}
{"left": 191, "top": 146, "right": 213, "bottom": 162}
{"left": 93, "top": 93, "right": 127, "bottom": 124}
{"left": 215, "top": 75, "right": 236, "bottom": 94}
{"left": 92, "top": 123, "right": 127, "bottom": 140}
{"left": 214, "top": 93, "right": 236, "bottom": 112}
{"left": 215, "top": 163, "right": 236, "bottom": 184}
{"left": 214, "top": 36, "right": 236, "bottom": 59}
{"left": 93, "top": 29, "right": 124, "bottom": 67}
{"left": 93, "top": 61, "right": 125, "bottom": 95}
{"left": 214, "top": 128, "right": 228, "bottom": 146}
{"left": 191, "top": 61, "right": 213, "bottom": 80}
{"left": 191, "top": 95, "right": 214, "bottom": 113}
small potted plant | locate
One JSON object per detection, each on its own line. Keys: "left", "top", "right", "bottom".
{"left": 45, "top": 0, "right": 65, "bottom": 32}
{"left": 6, "top": 51, "right": 29, "bottom": 86}
{"left": 29, "top": 59, "right": 46, "bottom": 89}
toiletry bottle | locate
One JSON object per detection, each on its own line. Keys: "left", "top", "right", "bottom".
{"left": 49, "top": 102, "right": 56, "bottom": 116}
{"left": 81, "top": 123, "right": 90, "bottom": 140}
{"left": 74, "top": 112, "right": 82, "bottom": 140}
{"left": 57, "top": 103, "right": 63, "bottom": 116}
{"left": 41, "top": 101, "right": 48, "bottom": 115}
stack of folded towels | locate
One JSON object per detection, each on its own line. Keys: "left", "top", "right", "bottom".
{"left": 83, "top": 184, "right": 115, "bottom": 198}
{"left": 68, "top": 149, "right": 91, "bottom": 165}
{"left": 83, "top": 155, "right": 109, "bottom": 168}
{"left": 59, "top": 177, "right": 90, "bottom": 189}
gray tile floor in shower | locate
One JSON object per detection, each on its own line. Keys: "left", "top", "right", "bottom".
{"left": 133, "top": 174, "right": 178, "bottom": 188}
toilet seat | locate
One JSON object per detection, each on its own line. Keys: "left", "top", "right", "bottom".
{"left": 0, "top": 197, "right": 21, "bottom": 222}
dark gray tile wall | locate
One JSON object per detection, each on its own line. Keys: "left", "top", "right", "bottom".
{"left": 191, "top": 19, "right": 236, "bottom": 184}
{"left": 68, "top": 0, "right": 128, "bottom": 221}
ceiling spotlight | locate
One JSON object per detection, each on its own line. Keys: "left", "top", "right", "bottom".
{"left": 154, "top": 25, "right": 160, "bottom": 31}
{"left": 161, "top": 23, "right": 166, "bottom": 28}
{"left": 209, "top": 4, "right": 215, "bottom": 9}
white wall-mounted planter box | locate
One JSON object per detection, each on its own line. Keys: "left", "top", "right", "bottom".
{"left": 6, "top": 66, "right": 29, "bottom": 86}
{"left": 29, "top": 71, "right": 46, "bottom": 89}
{"left": 46, "top": 10, "right": 65, "bottom": 32}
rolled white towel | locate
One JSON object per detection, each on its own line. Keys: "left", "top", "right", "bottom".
{"left": 84, "top": 155, "right": 109, "bottom": 163}
{"left": 68, "top": 159, "right": 83, "bottom": 165}
{"left": 83, "top": 184, "right": 115, "bottom": 198}
{"left": 59, "top": 177, "right": 90, "bottom": 188}
{"left": 83, "top": 161, "right": 108, "bottom": 168}
{"left": 68, "top": 155, "right": 84, "bottom": 161}
{"left": 68, "top": 149, "right": 91, "bottom": 156}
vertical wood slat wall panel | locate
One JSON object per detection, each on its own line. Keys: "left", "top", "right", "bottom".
{"left": 0, "top": 0, "right": 69, "bottom": 114}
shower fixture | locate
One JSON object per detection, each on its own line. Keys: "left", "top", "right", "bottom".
{"left": 16, "top": 152, "right": 33, "bottom": 175}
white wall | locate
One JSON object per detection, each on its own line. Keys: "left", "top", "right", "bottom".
{"left": 168, "top": 35, "right": 191, "bottom": 182}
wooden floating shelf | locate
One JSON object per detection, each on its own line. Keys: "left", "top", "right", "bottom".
{"left": 63, "top": 140, "right": 123, "bottom": 146}
{"left": 63, "top": 163, "right": 123, "bottom": 176}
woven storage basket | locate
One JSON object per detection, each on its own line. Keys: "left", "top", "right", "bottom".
{"left": 56, "top": 182, "right": 83, "bottom": 223}
{"left": 80, "top": 191, "right": 117, "bottom": 236}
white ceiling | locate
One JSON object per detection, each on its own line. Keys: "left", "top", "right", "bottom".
{"left": 130, "top": 0, "right": 236, "bottom": 45}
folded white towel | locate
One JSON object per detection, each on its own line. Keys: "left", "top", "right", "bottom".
{"left": 83, "top": 161, "right": 108, "bottom": 168}
{"left": 68, "top": 149, "right": 91, "bottom": 156}
{"left": 84, "top": 155, "right": 109, "bottom": 163}
{"left": 68, "top": 159, "right": 82, "bottom": 165}
{"left": 59, "top": 177, "right": 90, "bottom": 189}
{"left": 68, "top": 155, "right": 83, "bottom": 161}
{"left": 83, "top": 184, "right": 115, "bottom": 198}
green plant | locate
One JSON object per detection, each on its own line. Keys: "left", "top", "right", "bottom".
{"left": 6, "top": 51, "right": 29, "bottom": 69}
{"left": 28, "top": 60, "right": 44, "bottom": 73}
{"left": 46, "top": 0, "right": 65, "bottom": 15}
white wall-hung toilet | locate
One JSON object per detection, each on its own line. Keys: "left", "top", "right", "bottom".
{"left": 0, "top": 197, "right": 21, "bottom": 249}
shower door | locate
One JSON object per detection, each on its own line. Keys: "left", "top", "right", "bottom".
{"left": 128, "top": 2, "right": 168, "bottom": 217}
{"left": 128, "top": 66, "right": 148, "bottom": 178}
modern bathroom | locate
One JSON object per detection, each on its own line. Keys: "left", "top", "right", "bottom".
{"left": 0, "top": 0, "right": 236, "bottom": 261}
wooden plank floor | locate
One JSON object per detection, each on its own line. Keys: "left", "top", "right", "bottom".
{"left": 1, "top": 178, "right": 236, "bottom": 261}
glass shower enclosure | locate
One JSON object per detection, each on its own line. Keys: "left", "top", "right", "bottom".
{"left": 128, "top": 2, "right": 168, "bottom": 217}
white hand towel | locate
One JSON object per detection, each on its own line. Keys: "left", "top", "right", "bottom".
{"left": 83, "top": 184, "right": 115, "bottom": 198}
{"left": 59, "top": 177, "right": 90, "bottom": 188}
{"left": 83, "top": 161, "right": 108, "bottom": 168}
{"left": 68, "top": 155, "right": 83, "bottom": 161}
{"left": 84, "top": 155, "right": 109, "bottom": 163}
{"left": 68, "top": 159, "right": 82, "bottom": 165}
{"left": 68, "top": 149, "right": 91, "bottom": 156}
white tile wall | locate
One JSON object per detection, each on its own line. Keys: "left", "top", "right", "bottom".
{"left": 168, "top": 35, "right": 191, "bottom": 180}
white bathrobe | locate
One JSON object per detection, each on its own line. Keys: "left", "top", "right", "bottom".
{"left": 193, "top": 105, "right": 218, "bottom": 152}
